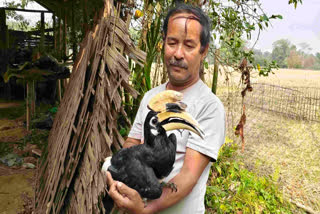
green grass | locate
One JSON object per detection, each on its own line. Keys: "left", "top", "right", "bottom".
{"left": 0, "top": 103, "right": 25, "bottom": 119}
{"left": 20, "top": 129, "right": 49, "bottom": 150}
{"left": 0, "top": 142, "right": 14, "bottom": 157}
{"left": 205, "top": 140, "right": 296, "bottom": 214}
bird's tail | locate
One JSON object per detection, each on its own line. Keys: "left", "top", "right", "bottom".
{"left": 101, "top": 156, "right": 124, "bottom": 214}
{"left": 102, "top": 156, "right": 112, "bottom": 174}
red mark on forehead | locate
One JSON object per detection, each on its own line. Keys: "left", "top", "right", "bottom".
{"left": 171, "top": 15, "right": 201, "bottom": 36}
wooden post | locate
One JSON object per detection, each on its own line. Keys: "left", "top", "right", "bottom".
{"left": 0, "top": 8, "right": 8, "bottom": 49}
{"left": 62, "top": 7, "right": 67, "bottom": 60}
{"left": 58, "top": 15, "right": 62, "bottom": 60}
{"left": 31, "top": 80, "right": 36, "bottom": 117}
{"left": 57, "top": 79, "right": 62, "bottom": 102}
{"left": 53, "top": 13, "right": 56, "bottom": 54}
{"left": 40, "top": 12, "right": 45, "bottom": 52}
{"left": 26, "top": 82, "right": 30, "bottom": 131}
{"left": 71, "top": 0, "right": 77, "bottom": 61}
{"left": 212, "top": 49, "right": 220, "bottom": 94}
{"left": 83, "top": 0, "right": 88, "bottom": 34}
{"left": 1, "top": 8, "right": 11, "bottom": 100}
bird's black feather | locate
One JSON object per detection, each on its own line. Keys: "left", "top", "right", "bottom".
{"left": 107, "top": 110, "right": 177, "bottom": 199}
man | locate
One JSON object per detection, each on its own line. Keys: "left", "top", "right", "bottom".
{"left": 106, "top": 3, "right": 225, "bottom": 214}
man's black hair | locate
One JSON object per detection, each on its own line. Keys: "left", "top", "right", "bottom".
{"left": 163, "top": 3, "right": 211, "bottom": 53}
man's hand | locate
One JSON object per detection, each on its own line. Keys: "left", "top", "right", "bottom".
{"left": 106, "top": 171, "right": 147, "bottom": 214}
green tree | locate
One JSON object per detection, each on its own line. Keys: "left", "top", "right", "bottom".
{"left": 271, "top": 39, "right": 292, "bottom": 68}
{"left": 253, "top": 49, "right": 273, "bottom": 67}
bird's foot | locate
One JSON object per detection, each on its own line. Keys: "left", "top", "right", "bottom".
{"left": 143, "top": 198, "right": 148, "bottom": 207}
{"left": 160, "top": 182, "right": 177, "bottom": 192}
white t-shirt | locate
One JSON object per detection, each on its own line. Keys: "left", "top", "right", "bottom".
{"left": 128, "top": 79, "right": 226, "bottom": 214}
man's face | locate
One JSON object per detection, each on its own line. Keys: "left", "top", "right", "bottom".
{"left": 164, "top": 13, "right": 208, "bottom": 87}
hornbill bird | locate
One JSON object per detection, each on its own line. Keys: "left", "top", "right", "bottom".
{"left": 102, "top": 90, "right": 204, "bottom": 212}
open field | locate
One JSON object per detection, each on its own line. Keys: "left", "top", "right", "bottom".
{"left": 253, "top": 68, "right": 320, "bottom": 88}
{"left": 207, "top": 68, "right": 320, "bottom": 212}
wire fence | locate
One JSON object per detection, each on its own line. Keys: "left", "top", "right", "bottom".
{"left": 243, "top": 83, "right": 320, "bottom": 122}
{"left": 217, "top": 81, "right": 320, "bottom": 212}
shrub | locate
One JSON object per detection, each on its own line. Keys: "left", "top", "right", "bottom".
{"left": 205, "top": 140, "right": 294, "bottom": 213}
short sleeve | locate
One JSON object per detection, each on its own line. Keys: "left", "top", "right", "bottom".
{"left": 186, "top": 98, "right": 225, "bottom": 161}
{"left": 128, "top": 96, "right": 146, "bottom": 140}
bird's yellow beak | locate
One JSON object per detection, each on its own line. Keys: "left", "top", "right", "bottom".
{"left": 148, "top": 90, "right": 204, "bottom": 139}
{"left": 157, "top": 111, "right": 204, "bottom": 139}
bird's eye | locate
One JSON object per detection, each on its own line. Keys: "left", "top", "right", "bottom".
{"left": 151, "top": 117, "right": 158, "bottom": 125}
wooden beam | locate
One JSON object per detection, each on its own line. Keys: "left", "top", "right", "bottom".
{"left": 31, "top": 0, "right": 57, "bottom": 12}
{"left": 0, "top": 7, "right": 51, "bottom": 13}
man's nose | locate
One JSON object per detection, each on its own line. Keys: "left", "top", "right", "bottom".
{"left": 174, "top": 45, "right": 184, "bottom": 60}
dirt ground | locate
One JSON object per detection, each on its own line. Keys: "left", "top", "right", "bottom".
{"left": 0, "top": 166, "right": 34, "bottom": 214}
{"left": 0, "top": 101, "right": 36, "bottom": 214}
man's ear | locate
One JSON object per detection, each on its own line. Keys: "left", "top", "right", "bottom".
{"left": 201, "top": 45, "right": 209, "bottom": 60}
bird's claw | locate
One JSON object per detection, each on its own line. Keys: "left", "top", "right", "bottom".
{"left": 143, "top": 198, "right": 148, "bottom": 207}
{"left": 161, "top": 182, "right": 177, "bottom": 192}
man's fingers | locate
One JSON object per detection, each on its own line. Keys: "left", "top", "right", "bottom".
{"left": 116, "top": 182, "right": 140, "bottom": 199}
{"left": 109, "top": 182, "right": 130, "bottom": 209}
{"left": 106, "top": 171, "right": 114, "bottom": 187}
{"left": 106, "top": 172, "right": 143, "bottom": 212}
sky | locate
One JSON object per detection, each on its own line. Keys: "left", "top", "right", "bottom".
{"left": 250, "top": 0, "right": 320, "bottom": 55}
{"left": 1, "top": 0, "right": 319, "bottom": 55}
{"left": 0, "top": 0, "right": 52, "bottom": 25}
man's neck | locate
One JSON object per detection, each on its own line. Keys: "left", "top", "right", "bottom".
{"left": 166, "top": 79, "right": 200, "bottom": 91}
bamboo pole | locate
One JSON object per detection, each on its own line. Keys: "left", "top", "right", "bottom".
{"left": 211, "top": 49, "right": 219, "bottom": 94}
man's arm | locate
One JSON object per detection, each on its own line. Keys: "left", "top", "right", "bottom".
{"left": 144, "top": 148, "right": 210, "bottom": 213}
{"left": 106, "top": 147, "right": 210, "bottom": 214}
{"left": 123, "top": 137, "right": 141, "bottom": 148}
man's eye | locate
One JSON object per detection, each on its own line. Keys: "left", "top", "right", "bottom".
{"left": 185, "top": 44, "right": 194, "bottom": 48}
